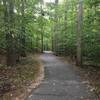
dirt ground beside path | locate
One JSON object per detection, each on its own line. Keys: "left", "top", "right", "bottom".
{"left": 0, "top": 54, "right": 44, "bottom": 100}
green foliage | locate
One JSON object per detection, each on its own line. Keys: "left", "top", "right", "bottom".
{"left": 52, "top": 0, "right": 100, "bottom": 62}
{"left": 0, "top": 0, "right": 99, "bottom": 64}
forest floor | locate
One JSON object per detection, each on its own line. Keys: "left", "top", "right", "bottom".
{"left": 60, "top": 56, "right": 100, "bottom": 99}
{"left": 0, "top": 53, "right": 44, "bottom": 100}
{"left": 26, "top": 53, "right": 98, "bottom": 100}
{"left": 76, "top": 65, "right": 100, "bottom": 99}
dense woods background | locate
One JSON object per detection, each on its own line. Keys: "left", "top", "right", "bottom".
{"left": 0, "top": 0, "right": 100, "bottom": 98}
{"left": 52, "top": 0, "right": 100, "bottom": 66}
{"left": 0, "top": 0, "right": 99, "bottom": 66}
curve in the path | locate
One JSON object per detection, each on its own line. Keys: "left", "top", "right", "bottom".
{"left": 26, "top": 53, "right": 96, "bottom": 100}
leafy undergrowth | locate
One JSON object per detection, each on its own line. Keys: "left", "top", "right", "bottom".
{"left": 0, "top": 54, "right": 41, "bottom": 99}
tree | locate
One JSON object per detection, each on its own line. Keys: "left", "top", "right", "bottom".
{"left": 76, "top": 0, "right": 83, "bottom": 66}
{"left": 3, "top": 0, "right": 17, "bottom": 66}
{"left": 53, "top": 0, "right": 59, "bottom": 54}
{"left": 20, "top": 0, "right": 26, "bottom": 57}
{"left": 40, "top": 2, "right": 44, "bottom": 53}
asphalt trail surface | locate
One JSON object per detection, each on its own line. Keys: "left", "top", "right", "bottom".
{"left": 26, "top": 53, "right": 96, "bottom": 100}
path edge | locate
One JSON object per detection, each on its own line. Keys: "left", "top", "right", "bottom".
{"left": 13, "top": 55, "right": 44, "bottom": 100}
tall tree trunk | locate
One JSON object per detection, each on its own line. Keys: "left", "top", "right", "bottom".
{"left": 20, "top": 0, "right": 26, "bottom": 57}
{"left": 64, "top": 1, "right": 68, "bottom": 55}
{"left": 36, "top": 34, "right": 39, "bottom": 52}
{"left": 53, "top": 0, "right": 59, "bottom": 54}
{"left": 3, "top": 0, "right": 16, "bottom": 66}
{"left": 41, "top": 31, "right": 44, "bottom": 52}
{"left": 76, "top": 0, "right": 83, "bottom": 66}
{"left": 40, "top": 2, "right": 44, "bottom": 53}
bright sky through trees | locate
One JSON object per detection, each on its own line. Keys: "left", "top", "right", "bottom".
{"left": 43, "top": 0, "right": 63, "bottom": 3}
{"left": 44, "top": 0, "right": 55, "bottom": 3}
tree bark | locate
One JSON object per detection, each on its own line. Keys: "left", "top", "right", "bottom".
{"left": 40, "top": 3, "right": 44, "bottom": 53}
{"left": 53, "top": 0, "right": 59, "bottom": 54}
{"left": 3, "top": 0, "right": 16, "bottom": 66}
{"left": 76, "top": 0, "right": 83, "bottom": 66}
{"left": 20, "top": 0, "right": 26, "bottom": 57}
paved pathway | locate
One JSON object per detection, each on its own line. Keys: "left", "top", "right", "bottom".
{"left": 26, "top": 53, "right": 96, "bottom": 100}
